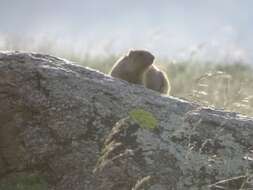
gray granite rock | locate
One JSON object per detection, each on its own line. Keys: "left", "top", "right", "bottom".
{"left": 0, "top": 51, "right": 252, "bottom": 190}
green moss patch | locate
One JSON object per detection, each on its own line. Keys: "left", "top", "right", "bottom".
{"left": 0, "top": 174, "right": 48, "bottom": 190}
{"left": 129, "top": 109, "right": 158, "bottom": 130}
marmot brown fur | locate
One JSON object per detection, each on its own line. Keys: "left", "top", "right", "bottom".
{"left": 110, "top": 49, "right": 170, "bottom": 94}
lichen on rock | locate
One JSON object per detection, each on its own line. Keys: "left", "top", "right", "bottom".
{"left": 0, "top": 51, "right": 252, "bottom": 190}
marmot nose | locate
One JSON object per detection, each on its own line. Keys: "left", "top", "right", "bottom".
{"left": 149, "top": 53, "right": 155, "bottom": 63}
{"left": 151, "top": 55, "right": 155, "bottom": 62}
{"left": 149, "top": 55, "right": 155, "bottom": 64}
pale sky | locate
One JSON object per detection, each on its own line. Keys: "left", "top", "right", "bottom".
{"left": 0, "top": 0, "right": 252, "bottom": 62}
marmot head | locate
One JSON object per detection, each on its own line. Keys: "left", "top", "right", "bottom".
{"left": 128, "top": 49, "right": 155, "bottom": 69}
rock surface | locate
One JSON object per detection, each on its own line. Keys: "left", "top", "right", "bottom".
{"left": 0, "top": 51, "right": 252, "bottom": 190}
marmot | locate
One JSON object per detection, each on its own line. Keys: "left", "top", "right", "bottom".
{"left": 110, "top": 49, "right": 170, "bottom": 94}
{"left": 110, "top": 49, "right": 154, "bottom": 84}
{"left": 143, "top": 65, "right": 170, "bottom": 94}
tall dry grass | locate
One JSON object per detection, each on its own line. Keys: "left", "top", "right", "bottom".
{"left": 1, "top": 36, "right": 253, "bottom": 116}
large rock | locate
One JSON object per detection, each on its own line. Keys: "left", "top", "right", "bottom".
{"left": 0, "top": 51, "right": 252, "bottom": 190}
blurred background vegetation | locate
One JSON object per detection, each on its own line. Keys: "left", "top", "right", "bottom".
{"left": 1, "top": 37, "right": 252, "bottom": 117}
{"left": 70, "top": 51, "right": 253, "bottom": 117}
{"left": 1, "top": 0, "right": 253, "bottom": 116}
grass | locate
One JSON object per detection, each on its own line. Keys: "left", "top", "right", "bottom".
{"left": 71, "top": 54, "right": 253, "bottom": 117}
{"left": 1, "top": 37, "right": 253, "bottom": 117}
